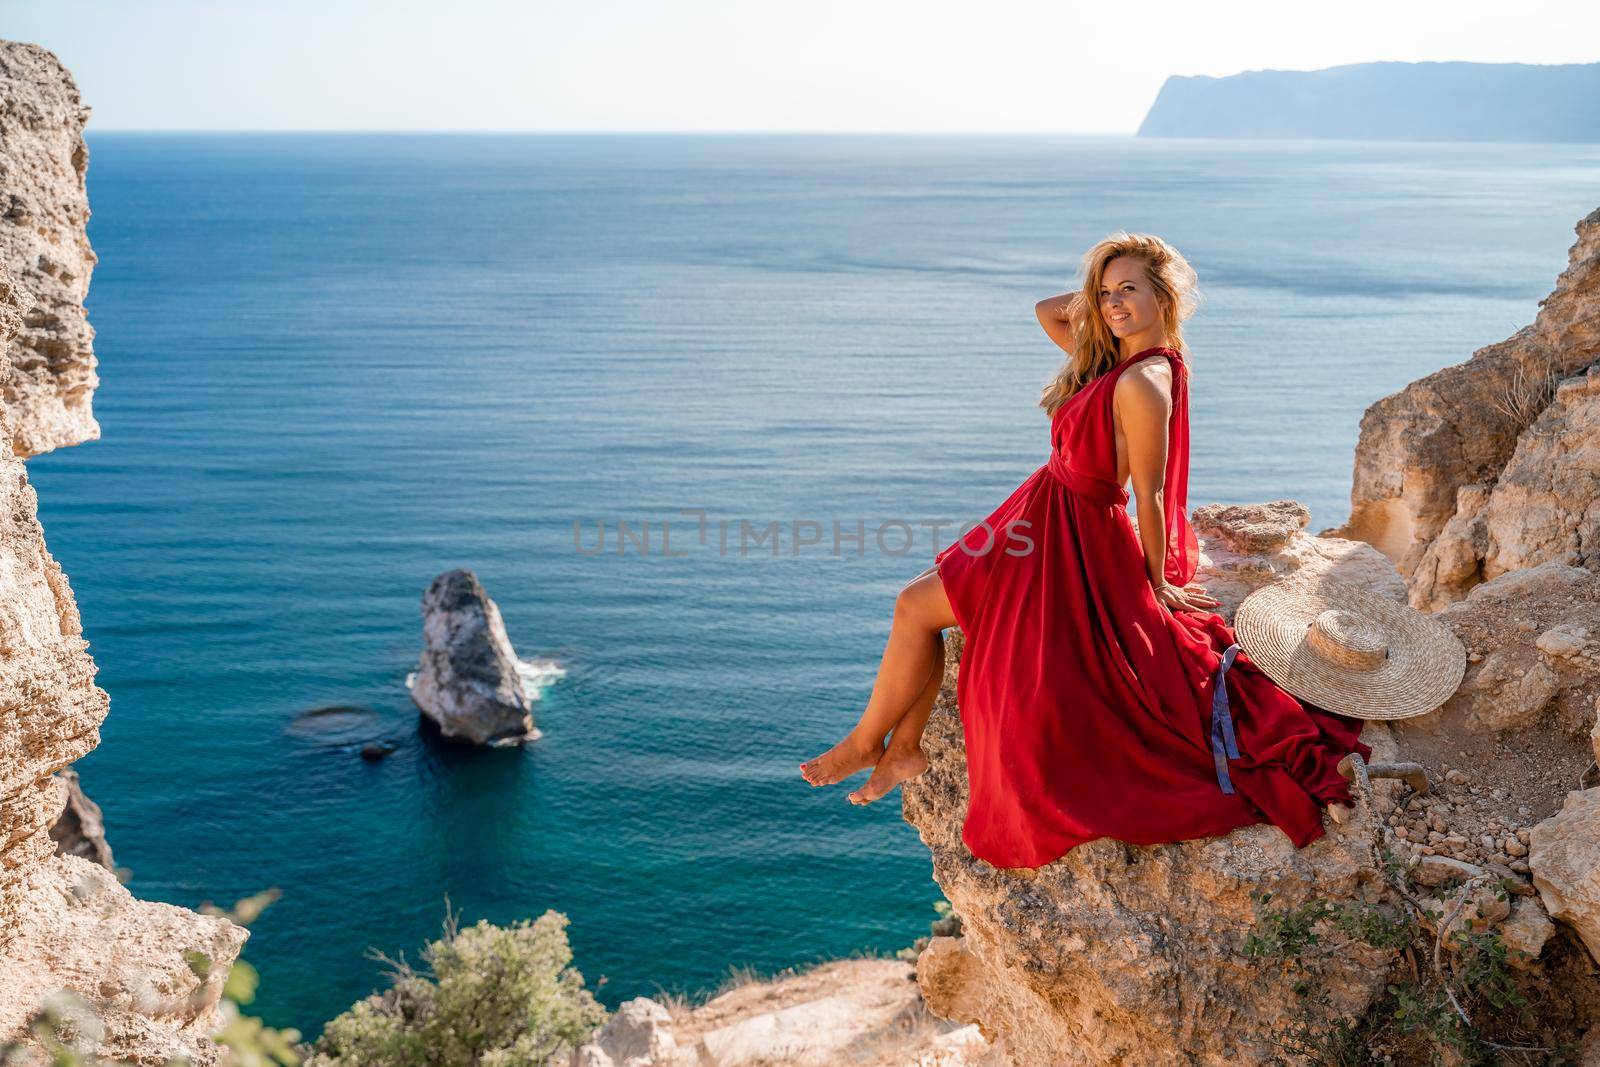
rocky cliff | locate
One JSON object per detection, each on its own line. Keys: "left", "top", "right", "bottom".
{"left": 0, "top": 41, "right": 99, "bottom": 457}
{"left": 0, "top": 42, "right": 245, "bottom": 1067}
{"left": 904, "top": 207, "right": 1600, "bottom": 1063}
{"left": 1331, "top": 206, "right": 1600, "bottom": 610}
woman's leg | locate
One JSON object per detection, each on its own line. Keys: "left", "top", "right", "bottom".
{"left": 800, "top": 564, "right": 957, "bottom": 786}
{"left": 847, "top": 629, "right": 944, "bottom": 804}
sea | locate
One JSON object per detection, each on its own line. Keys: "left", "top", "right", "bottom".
{"left": 27, "top": 132, "right": 1600, "bottom": 1039}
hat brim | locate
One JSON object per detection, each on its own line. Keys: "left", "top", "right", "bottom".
{"left": 1234, "top": 575, "right": 1466, "bottom": 721}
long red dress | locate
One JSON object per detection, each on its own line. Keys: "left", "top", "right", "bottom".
{"left": 933, "top": 345, "right": 1371, "bottom": 870}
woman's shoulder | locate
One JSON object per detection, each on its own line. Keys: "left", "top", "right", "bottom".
{"left": 1111, "top": 354, "right": 1179, "bottom": 415}
{"left": 1115, "top": 352, "right": 1177, "bottom": 387}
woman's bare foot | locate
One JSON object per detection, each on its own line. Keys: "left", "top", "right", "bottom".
{"left": 847, "top": 747, "right": 930, "bottom": 805}
{"left": 800, "top": 732, "right": 885, "bottom": 786}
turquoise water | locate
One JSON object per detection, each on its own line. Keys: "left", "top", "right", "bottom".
{"left": 29, "top": 132, "right": 1600, "bottom": 1038}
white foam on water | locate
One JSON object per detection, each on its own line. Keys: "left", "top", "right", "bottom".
{"left": 403, "top": 659, "right": 566, "bottom": 698}
{"left": 516, "top": 658, "right": 567, "bottom": 699}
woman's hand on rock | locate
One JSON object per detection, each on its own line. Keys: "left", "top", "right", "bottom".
{"left": 1152, "top": 580, "right": 1220, "bottom": 614}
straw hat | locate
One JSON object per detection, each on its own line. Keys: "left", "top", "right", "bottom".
{"left": 1233, "top": 576, "right": 1467, "bottom": 720}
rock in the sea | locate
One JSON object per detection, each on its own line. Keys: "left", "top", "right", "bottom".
{"left": 411, "top": 568, "right": 538, "bottom": 745}
{"left": 1332, "top": 206, "right": 1600, "bottom": 608}
{"left": 0, "top": 40, "right": 100, "bottom": 457}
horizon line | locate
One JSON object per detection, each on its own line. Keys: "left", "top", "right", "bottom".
{"left": 81, "top": 128, "right": 1142, "bottom": 136}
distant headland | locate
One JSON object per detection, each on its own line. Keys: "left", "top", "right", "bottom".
{"left": 1137, "top": 60, "right": 1600, "bottom": 142}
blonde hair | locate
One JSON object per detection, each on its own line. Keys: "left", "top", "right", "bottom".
{"left": 1039, "top": 232, "right": 1200, "bottom": 418}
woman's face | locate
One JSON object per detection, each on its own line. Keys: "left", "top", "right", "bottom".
{"left": 1097, "top": 255, "right": 1163, "bottom": 340}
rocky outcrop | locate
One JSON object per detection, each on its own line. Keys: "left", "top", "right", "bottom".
{"left": 0, "top": 41, "right": 99, "bottom": 457}
{"left": 1178, "top": 498, "right": 1406, "bottom": 611}
{"left": 1411, "top": 364, "right": 1600, "bottom": 608}
{"left": 411, "top": 568, "right": 539, "bottom": 745}
{"left": 0, "top": 86, "right": 244, "bottom": 1061}
{"left": 1, "top": 855, "right": 247, "bottom": 1065}
{"left": 0, "top": 264, "right": 107, "bottom": 940}
{"left": 1331, "top": 206, "right": 1600, "bottom": 608}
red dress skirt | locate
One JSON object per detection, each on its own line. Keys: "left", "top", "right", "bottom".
{"left": 933, "top": 345, "right": 1371, "bottom": 870}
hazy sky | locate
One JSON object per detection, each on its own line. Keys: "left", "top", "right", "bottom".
{"left": 4, "top": 0, "right": 1597, "bottom": 132}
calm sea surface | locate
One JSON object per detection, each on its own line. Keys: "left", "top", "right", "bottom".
{"left": 29, "top": 132, "right": 1600, "bottom": 1037}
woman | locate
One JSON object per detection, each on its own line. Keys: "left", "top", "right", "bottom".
{"left": 799, "top": 231, "right": 1370, "bottom": 871}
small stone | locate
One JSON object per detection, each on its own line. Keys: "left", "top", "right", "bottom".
{"left": 1510, "top": 859, "right": 1530, "bottom": 873}
{"left": 1501, "top": 897, "right": 1556, "bottom": 969}
{"left": 1516, "top": 828, "right": 1532, "bottom": 844}
{"left": 1505, "top": 838, "right": 1528, "bottom": 857}
{"left": 1480, "top": 834, "right": 1496, "bottom": 852}
{"left": 1446, "top": 769, "right": 1468, "bottom": 785}
{"left": 1537, "top": 623, "right": 1592, "bottom": 658}
{"left": 1473, "top": 891, "right": 1513, "bottom": 927}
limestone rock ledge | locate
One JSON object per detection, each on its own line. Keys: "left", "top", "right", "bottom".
{"left": 0, "top": 855, "right": 247, "bottom": 1067}
{"left": 566, "top": 959, "right": 994, "bottom": 1067}
{"left": 1174, "top": 498, "right": 1406, "bottom": 613}
{"left": 0, "top": 40, "right": 100, "bottom": 457}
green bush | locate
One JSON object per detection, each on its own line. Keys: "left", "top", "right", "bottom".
{"left": 307, "top": 906, "right": 608, "bottom": 1066}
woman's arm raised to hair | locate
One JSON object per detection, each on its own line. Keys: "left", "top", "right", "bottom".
{"left": 1035, "top": 290, "right": 1081, "bottom": 355}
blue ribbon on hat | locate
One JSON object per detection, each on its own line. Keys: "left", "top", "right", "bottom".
{"left": 1211, "top": 642, "right": 1243, "bottom": 794}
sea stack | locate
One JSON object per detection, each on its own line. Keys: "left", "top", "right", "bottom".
{"left": 410, "top": 569, "right": 537, "bottom": 745}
